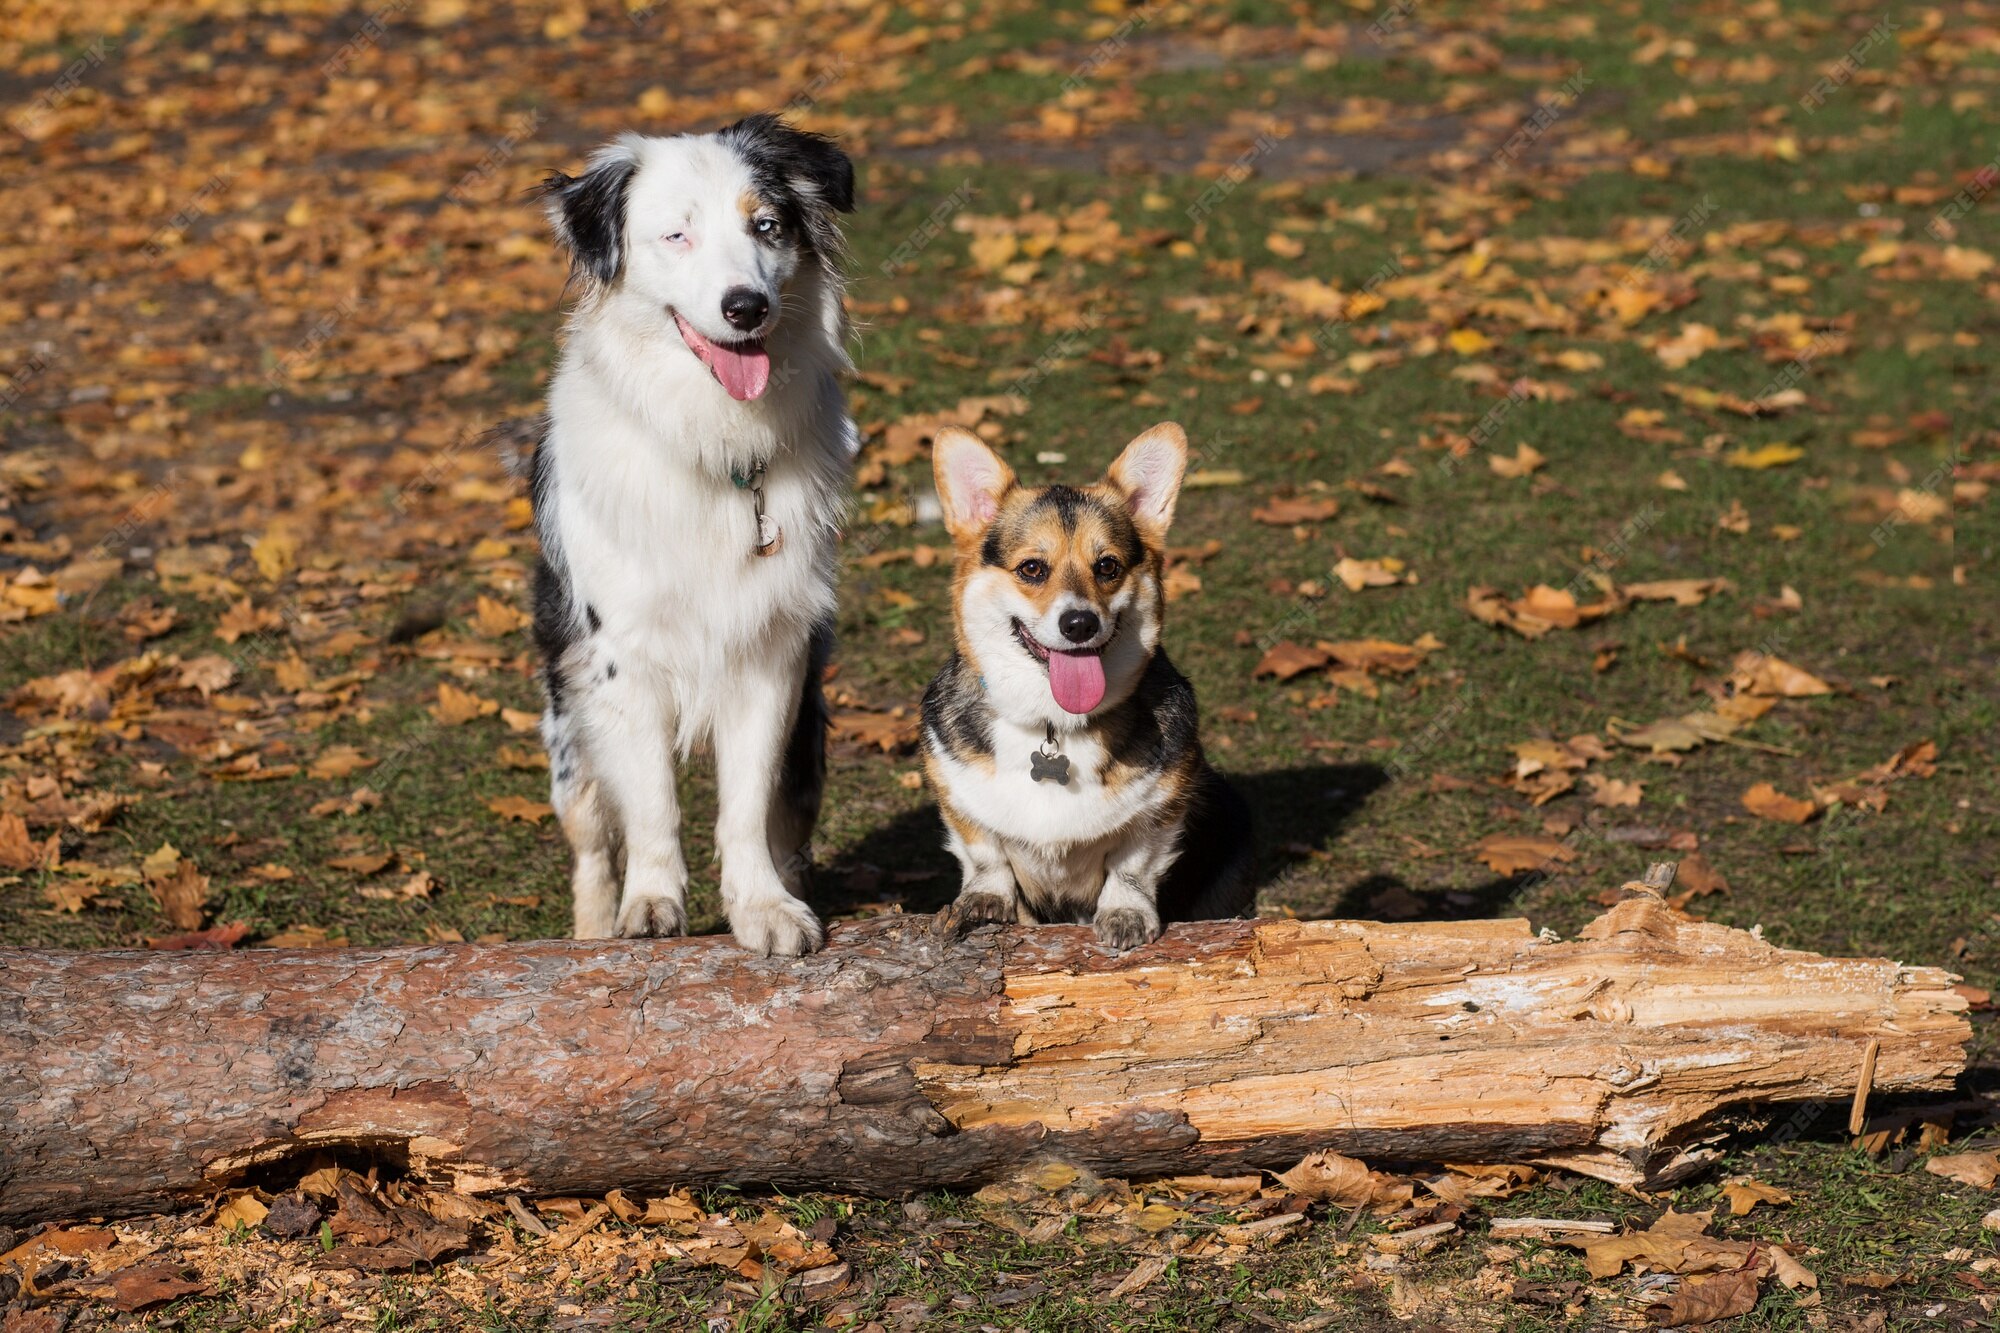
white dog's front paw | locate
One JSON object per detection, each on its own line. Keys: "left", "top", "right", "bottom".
{"left": 730, "top": 893, "right": 824, "bottom": 957}
{"left": 615, "top": 892, "right": 689, "bottom": 939}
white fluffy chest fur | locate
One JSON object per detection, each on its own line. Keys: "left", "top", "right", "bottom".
{"left": 929, "top": 713, "right": 1170, "bottom": 909}
{"left": 541, "top": 292, "right": 854, "bottom": 739}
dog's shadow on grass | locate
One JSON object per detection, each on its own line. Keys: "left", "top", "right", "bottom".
{"left": 824, "top": 762, "right": 1515, "bottom": 922}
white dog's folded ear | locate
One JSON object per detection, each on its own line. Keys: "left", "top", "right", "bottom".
{"left": 932, "top": 427, "right": 1015, "bottom": 540}
{"left": 538, "top": 137, "right": 642, "bottom": 288}
{"left": 1106, "top": 422, "right": 1188, "bottom": 534}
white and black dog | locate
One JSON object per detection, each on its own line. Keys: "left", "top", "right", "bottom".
{"left": 530, "top": 115, "right": 856, "bottom": 954}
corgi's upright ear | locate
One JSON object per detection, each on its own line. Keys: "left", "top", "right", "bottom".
{"left": 1105, "top": 422, "right": 1188, "bottom": 536}
{"left": 932, "top": 427, "right": 1015, "bottom": 542}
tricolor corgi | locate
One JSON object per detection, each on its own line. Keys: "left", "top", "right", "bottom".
{"left": 920, "top": 423, "right": 1253, "bottom": 950}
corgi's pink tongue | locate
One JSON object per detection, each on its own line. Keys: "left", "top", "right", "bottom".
{"left": 1048, "top": 649, "right": 1106, "bottom": 715}
{"left": 675, "top": 314, "right": 770, "bottom": 401}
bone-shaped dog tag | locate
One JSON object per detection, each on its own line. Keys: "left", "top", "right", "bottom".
{"left": 1029, "top": 749, "right": 1070, "bottom": 785}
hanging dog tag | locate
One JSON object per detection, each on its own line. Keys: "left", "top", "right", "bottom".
{"left": 754, "top": 512, "right": 784, "bottom": 558}
{"left": 1029, "top": 749, "right": 1070, "bottom": 784}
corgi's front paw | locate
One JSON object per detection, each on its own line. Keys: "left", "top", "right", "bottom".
{"left": 937, "top": 890, "right": 1015, "bottom": 938}
{"left": 1093, "top": 904, "right": 1160, "bottom": 953}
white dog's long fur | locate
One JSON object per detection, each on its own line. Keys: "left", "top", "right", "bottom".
{"left": 532, "top": 116, "right": 856, "bottom": 954}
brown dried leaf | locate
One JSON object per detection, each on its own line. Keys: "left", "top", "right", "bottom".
{"left": 1925, "top": 1150, "right": 2000, "bottom": 1189}
{"left": 1252, "top": 495, "right": 1340, "bottom": 525}
{"left": 1253, "top": 640, "right": 1330, "bottom": 681}
{"left": 1741, "top": 782, "right": 1816, "bottom": 824}
{"left": 1645, "top": 1268, "right": 1763, "bottom": 1327}
{"left": 433, "top": 680, "right": 500, "bottom": 725}
{"left": 102, "top": 1261, "right": 211, "bottom": 1313}
{"left": 1473, "top": 834, "right": 1577, "bottom": 877}
{"left": 487, "top": 795, "right": 553, "bottom": 824}
{"left": 1272, "top": 1151, "right": 1411, "bottom": 1209}
{"left": 146, "top": 850, "right": 210, "bottom": 931}
{"left": 1730, "top": 651, "right": 1832, "bottom": 697}
{"left": 1719, "top": 1177, "right": 1791, "bottom": 1216}
{"left": 829, "top": 708, "right": 920, "bottom": 754}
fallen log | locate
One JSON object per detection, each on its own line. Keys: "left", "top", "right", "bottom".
{"left": 0, "top": 873, "right": 1969, "bottom": 1224}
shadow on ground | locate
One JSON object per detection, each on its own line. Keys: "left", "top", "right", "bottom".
{"left": 820, "top": 761, "right": 1527, "bottom": 924}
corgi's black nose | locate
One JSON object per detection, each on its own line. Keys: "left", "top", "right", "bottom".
{"left": 721, "top": 287, "right": 769, "bottom": 332}
{"left": 1058, "top": 609, "right": 1101, "bottom": 644}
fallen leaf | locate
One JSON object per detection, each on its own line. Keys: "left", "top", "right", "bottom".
{"left": 1272, "top": 1151, "right": 1412, "bottom": 1209}
{"left": 1926, "top": 1150, "right": 2000, "bottom": 1189}
{"left": 0, "top": 811, "right": 55, "bottom": 872}
{"left": 471, "top": 594, "right": 529, "bottom": 637}
{"left": 1585, "top": 774, "right": 1644, "bottom": 808}
{"left": 830, "top": 708, "right": 920, "bottom": 753}
{"left": 217, "top": 1192, "right": 270, "bottom": 1231}
{"left": 1473, "top": 833, "right": 1577, "bottom": 876}
{"left": 1488, "top": 443, "right": 1546, "bottom": 478}
{"left": 1332, "top": 556, "right": 1407, "bottom": 591}
{"left": 1252, "top": 495, "right": 1339, "bottom": 525}
{"left": 146, "top": 850, "right": 210, "bottom": 931}
{"left": 1621, "top": 577, "right": 1731, "bottom": 606}
{"left": 148, "top": 921, "right": 252, "bottom": 950}
{"left": 0, "top": 1226, "right": 116, "bottom": 1264}
{"left": 1730, "top": 651, "right": 1831, "bottom": 697}
{"left": 1742, "top": 782, "right": 1816, "bottom": 824}
{"left": 310, "top": 745, "right": 376, "bottom": 780}
{"left": 1253, "top": 640, "right": 1331, "bottom": 681}
{"left": 1322, "top": 638, "right": 1434, "bottom": 674}
{"left": 433, "top": 680, "right": 500, "bottom": 725}
{"left": 487, "top": 795, "right": 553, "bottom": 824}
{"left": 1646, "top": 1268, "right": 1762, "bottom": 1327}
{"left": 102, "top": 1261, "right": 211, "bottom": 1313}
{"left": 1726, "top": 442, "right": 1806, "bottom": 469}
{"left": 1720, "top": 1177, "right": 1791, "bottom": 1217}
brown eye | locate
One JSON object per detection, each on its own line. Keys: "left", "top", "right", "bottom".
{"left": 1016, "top": 558, "right": 1049, "bottom": 584}
{"left": 1093, "top": 555, "right": 1123, "bottom": 581}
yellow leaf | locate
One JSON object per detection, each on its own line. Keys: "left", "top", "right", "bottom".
{"left": 1488, "top": 443, "right": 1546, "bottom": 479}
{"left": 968, "top": 232, "right": 1018, "bottom": 271}
{"left": 1742, "top": 782, "right": 1817, "bottom": 824}
{"left": 216, "top": 1192, "right": 269, "bottom": 1231}
{"left": 472, "top": 595, "right": 529, "bottom": 638}
{"left": 500, "top": 707, "right": 542, "bottom": 734}
{"left": 487, "top": 795, "right": 553, "bottom": 824}
{"left": 251, "top": 528, "right": 299, "bottom": 581}
{"left": 432, "top": 681, "right": 499, "bottom": 725}
{"left": 1447, "top": 328, "right": 1491, "bottom": 356}
{"left": 1720, "top": 1178, "right": 1791, "bottom": 1217}
{"left": 1726, "top": 442, "right": 1805, "bottom": 469}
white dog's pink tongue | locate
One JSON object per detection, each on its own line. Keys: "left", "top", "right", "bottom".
{"left": 676, "top": 314, "right": 770, "bottom": 401}
{"left": 1048, "top": 649, "right": 1106, "bottom": 715}
{"left": 706, "top": 340, "right": 769, "bottom": 401}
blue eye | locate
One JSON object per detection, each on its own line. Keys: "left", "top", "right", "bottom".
{"left": 754, "top": 217, "right": 779, "bottom": 236}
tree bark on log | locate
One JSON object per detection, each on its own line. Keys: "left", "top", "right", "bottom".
{"left": 0, "top": 890, "right": 1969, "bottom": 1225}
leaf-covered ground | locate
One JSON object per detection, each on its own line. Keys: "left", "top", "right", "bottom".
{"left": 1, "top": 0, "right": 1996, "bottom": 1328}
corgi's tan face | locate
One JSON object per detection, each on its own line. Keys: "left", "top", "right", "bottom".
{"left": 932, "top": 424, "right": 1187, "bottom": 720}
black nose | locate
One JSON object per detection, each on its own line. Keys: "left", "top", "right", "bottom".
{"left": 720, "top": 287, "right": 769, "bottom": 332}
{"left": 1058, "top": 609, "right": 1101, "bottom": 644}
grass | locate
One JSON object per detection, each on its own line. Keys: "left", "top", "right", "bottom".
{"left": 0, "top": 0, "right": 1995, "bottom": 1327}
